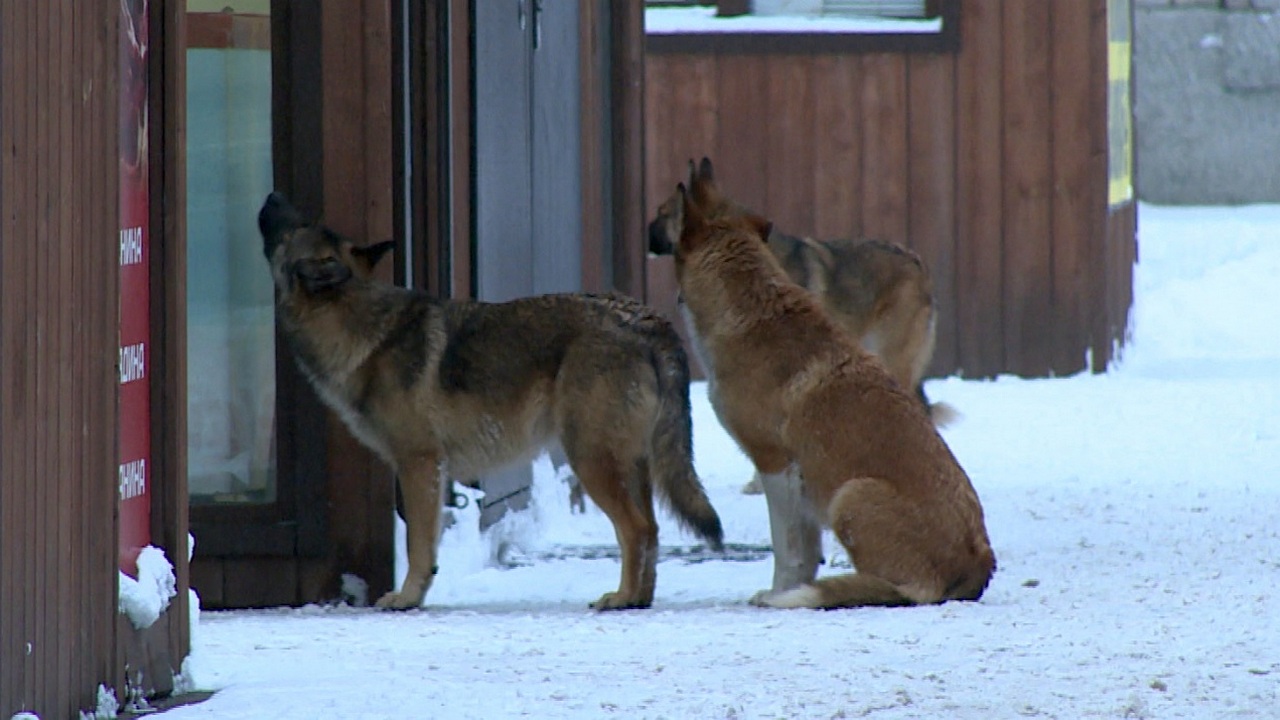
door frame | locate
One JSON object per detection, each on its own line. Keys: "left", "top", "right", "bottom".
{"left": 186, "top": 0, "right": 647, "bottom": 609}
{"left": 406, "top": 0, "right": 642, "bottom": 301}
{"left": 120, "top": 0, "right": 191, "bottom": 698}
{"left": 189, "top": 1, "right": 397, "bottom": 609}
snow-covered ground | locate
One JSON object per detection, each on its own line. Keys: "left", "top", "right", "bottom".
{"left": 161, "top": 204, "right": 1279, "bottom": 719}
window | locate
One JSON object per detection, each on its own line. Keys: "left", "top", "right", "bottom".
{"left": 645, "top": 0, "right": 957, "bottom": 53}
{"left": 185, "top": 1, "right": 276, "bottom": 505}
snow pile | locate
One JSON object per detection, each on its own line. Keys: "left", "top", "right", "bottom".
{"left": 75, "top": 685, "right": 117, "bottom": 720}
{"left": 171, "top": 533, "right": 205, "bottom": 696}
{"left": 117, "top": 545, "right": 177, "bottom": 629}
{"left": 1124, "top": 204, "right": 1280, "bottom": 370}
{"left": 339, "top": 573, "right": 369, "bottom": 607}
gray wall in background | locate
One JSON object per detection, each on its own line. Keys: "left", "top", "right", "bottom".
{"left": 1135, "top": 0, "right": 1280, "bottom": 204}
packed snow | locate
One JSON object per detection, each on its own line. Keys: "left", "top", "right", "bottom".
{"left": 118, "top": 546, "right": 179, "bottom": 630}
{"left": 158, "top": 204, "right": 1278, "bottom": 719}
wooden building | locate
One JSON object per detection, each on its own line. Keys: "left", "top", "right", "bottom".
{"left": 1, "top": 0, "right": 188, "bottom": 715}
{"left": 1, "top": 1, "right": 643, "bottom": 714}
{"left": 644, "top": 0, "right": 1136, "bottom": 379}
{"left": 0, "top": 1, "right": 1132, "bottom": 715}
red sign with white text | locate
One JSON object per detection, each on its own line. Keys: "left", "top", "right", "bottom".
{"left": 118, "top": 0, "right": 151, "bottom": 578}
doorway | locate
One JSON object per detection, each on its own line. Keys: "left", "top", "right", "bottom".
{"left": 471, "top": 0, "right": 585, "bottom": 529}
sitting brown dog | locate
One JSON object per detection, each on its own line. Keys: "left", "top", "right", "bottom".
{"left": 672, "top": 159, "right": 996, "bottom": 608}
{"left": 648, "top": 158, "right": 953, "bottom": 427}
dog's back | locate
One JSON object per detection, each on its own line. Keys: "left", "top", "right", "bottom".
{"left": 768, "top": 232, "right": 943, "bottom": 418}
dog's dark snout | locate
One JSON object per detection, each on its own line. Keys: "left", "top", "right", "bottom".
{"left": 648, "top": 219, "right": 672, "bottom": 256}
{"left": 259, "top": 192, "right": 306, "bottom": 259}
{"left": 294, "top": 256, "right": 352, "bottom": 293}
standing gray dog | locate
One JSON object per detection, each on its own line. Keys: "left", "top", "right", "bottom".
{"left": 258, "top": 192, "right": 723, "bottom": 610}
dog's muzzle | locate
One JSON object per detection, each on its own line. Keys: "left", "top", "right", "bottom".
{"left": 648, "top": 219, "right": 674, "bottom": 256}
{"left": 294, "top": 258, "right": 353, "bottom": 293}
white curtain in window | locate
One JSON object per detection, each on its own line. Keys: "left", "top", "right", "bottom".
{"left": 822, "top": 1, "right": 927, "bottom": 19}
{"left": 752, "top": 0, "right": 929, "bottom": 19}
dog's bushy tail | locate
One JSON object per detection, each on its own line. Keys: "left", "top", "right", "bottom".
{"left": 756, "top": 573, "right": 918, "bottom": 609}
{"left": 761, "top": 546, "right": 996, "bottom": 609}
{"left": 916, "top": 384, "right": 961, "bottom": 428}
{"left": 647, "top": 336, "right": 725, "bottom": 552}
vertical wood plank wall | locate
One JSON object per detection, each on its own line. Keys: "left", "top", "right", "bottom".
{"left": 318, "top": 0, "right": 397, "bottom": 606}
{"left": 0, "top": 1, "right": 121, "bottom": 717}
{"left": 644, "top": 0, "right": 1135, "bottom": 379}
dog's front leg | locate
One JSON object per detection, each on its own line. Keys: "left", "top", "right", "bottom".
{"left": 751, "top": 465, "right": 822, "bottom": 605}
{"left": 376, "top": 456, "right": 443, "bottom": 610}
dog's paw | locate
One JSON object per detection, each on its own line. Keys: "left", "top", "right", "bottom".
{"left": 749, "top": 588, "right": 798, "bottom": 607}
{"left": 589, "top": 591, "right": 650, "bottom": 611}
{"left": 749, "top": 586, "right": 818, "bottom": 609}
{"left": 740, "top": 475, "right": 764, "bottom": 495}
{"left": 375, "top": 589, "right": 424, "bottom": 610}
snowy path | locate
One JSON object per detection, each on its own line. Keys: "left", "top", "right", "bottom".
{"left": 159, "top": 204, "right": 1280, "bottom": 719}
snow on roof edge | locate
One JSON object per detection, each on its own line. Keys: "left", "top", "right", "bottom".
{"left": 645, "top": 7, "right": 944, "bottom": 35}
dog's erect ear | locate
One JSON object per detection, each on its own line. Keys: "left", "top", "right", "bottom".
{"left": 678, "top": 182, "right": 709, "bottom": 254}
{"left": 743, "top": 213, "right": 773, "bottom": 243}
{"left": 688, "top": 160, "right": 718, "bottom": 207}
{"left": 698, "top": 157, "right": 715, "bottom": 182}
{"left": 351, "top": 240, "right": 395, "bottom": 274}
{"left": 678, "top": 182, "right": 699, "bottom": 226}
{"left": 258, "top": 191, "right": 306, "bottom": 260}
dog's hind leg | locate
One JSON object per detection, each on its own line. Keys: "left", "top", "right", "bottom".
{"left": 556, "top": 345, "right": 662, "bottom": 609}
{"left": 548, "top": 445, "right": 587, "bottom": 514}
{"left": 376, "top": 455, "right": 444, "bottom": 610}
{"left": 630, "top": 458, "right": 659, "bottom": 603}
{"left": 570, "top": 451, "right": 658, "bottom": 610}
{"left": 753, "top": 475, "right": 938, "bottom": 610}
{"left": 778, "top": 475, "right": 950, "bottom": 609}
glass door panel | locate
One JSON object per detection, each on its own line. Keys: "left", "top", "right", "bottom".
{"left": 185, "top": 1, "right": 276, "bottom": 505}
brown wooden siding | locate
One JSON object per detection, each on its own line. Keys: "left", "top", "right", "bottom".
{"left": 612, "top": 0, "right": 648, "bottom": 298}
{"left": 319, "top": 0, "right": 396, "bottom": 608}
{"left": 643, "top": 0, "right": 1134, "bottom": 379}
{"left": 448, "top": 0, "right": 473, "bottom": 298}
{"left": 579, "top": 0, "right": 608, "bottom": 293}
{"left": 0, "top": 1, "right": 121, "bottom": 717}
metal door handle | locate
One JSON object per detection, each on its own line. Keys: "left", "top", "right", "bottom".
{"left": 533, "top": 0, "right": 543, "bottom": 50}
